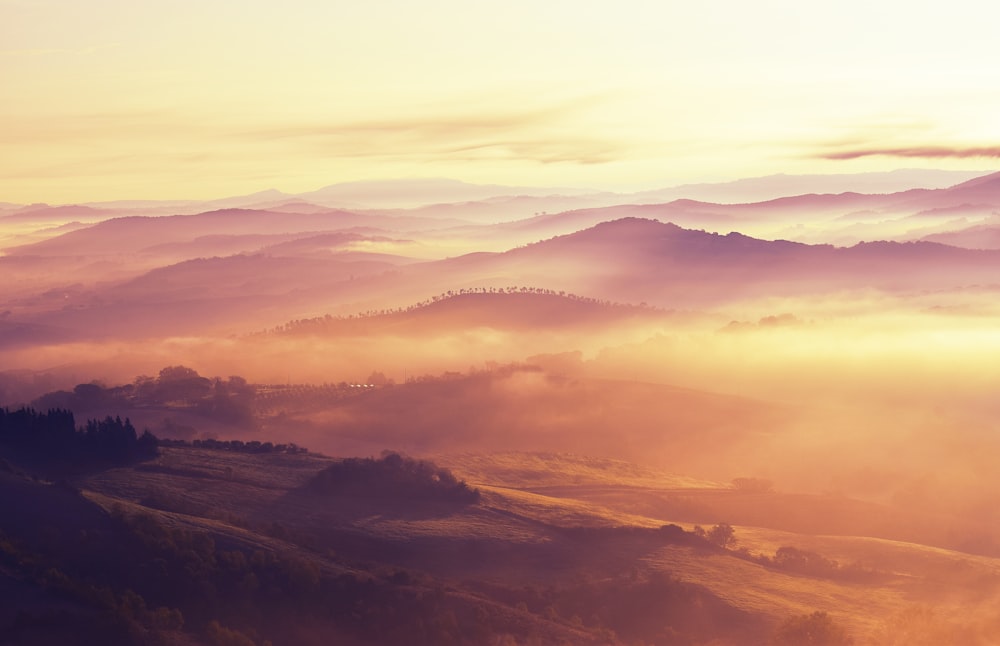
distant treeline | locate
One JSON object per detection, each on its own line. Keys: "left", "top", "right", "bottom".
{"left": 33, "top": 366, "right": 257, "bottom": 427}
{"left": 159, "top": 437, "right": 308, "bottom": 454}
{"left": 264, "top": 287, "right": 661, "bottom": 335}
{"left": 0, "top": 407, "right": 157, "bottom": 466}
{"left": 308, "top": 452, "right": 480, "bottom": 504}
{"left": 30, "top": 365, "right": 398, "bottom": 429}
{"left": 744, "top": 544, "right": 888, "bottom": 583}
{"left": 26, "top": 363, "right": 561, "bottom": 437}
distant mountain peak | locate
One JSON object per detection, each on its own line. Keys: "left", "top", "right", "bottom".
{"left": 946, "top": 169, "right": 1000, "bottom": 191}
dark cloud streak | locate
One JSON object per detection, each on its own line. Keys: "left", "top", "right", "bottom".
{"left": 820, "top": 145, "right": 1000, "bottom": 160}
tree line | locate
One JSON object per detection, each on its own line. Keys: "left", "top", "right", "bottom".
{"left": 158, "top": 438, "right": 307, "bottom": 455}
{"left": 0, "top": 407, "right": 158, "bottom": 467}
{"left": 264, "top": 286, "right": 661, "bottom": 335}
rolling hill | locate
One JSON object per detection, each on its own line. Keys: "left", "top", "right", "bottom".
{"left": 4, "top": 208, "right": 467, "bottom": 259}
{"left": 922, "top": 222, "right": 1000, "bottom": 249}
{"left": 9, "top": 217, "right": 1000, "bottom": 345}
{"left": 424, "top": 218, "right": 1000, "bottom": 307}
{"left": 6, "top": 170, "right": 1000, "bottom": 645}
{"left": 4, "top": 438, "right": 997, "bottom": 645}
{"left": 274, "top": 291, "right": 666, "bottom": 337}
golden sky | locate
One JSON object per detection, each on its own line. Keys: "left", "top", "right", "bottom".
{"left": 2, "top": 0, "right": 999, "bottom": 203}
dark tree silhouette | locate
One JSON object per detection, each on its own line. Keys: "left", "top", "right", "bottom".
{"left": 0, "top": 407, "right": 158, "bottom": 467}
{"left": 308, "top": 452, "right": 480, "bottom": 503}
{"left": 698, "top": 523, "right": 736, "bottom": 549}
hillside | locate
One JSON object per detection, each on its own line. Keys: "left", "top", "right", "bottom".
{"left": 5, "top": 173, "right": 1000, "bottom": 644}
{"left": 20, "top": 365, "right": 783, "bottom": 480}
{"left": 275, "top": 290, "right": 665, "bottom": 337}
{"left": 250, "top": 368, "right": 788, "bottom": 477}
{"left": 3, "top": 207, "right": 466, "bottom": 259}
{"left": 0, "top": 444, "right": 769, "bottom": 645}
{"left": 922, "top": 223, "right": 1000, "bottom": 249}
{"left": 10, "top": 217, "right": 1000, "bottom": 348}
{"left": 3, "top": 442, "right": 997, "bottom": 644}
{"left": 426, "top": 218, "right": 1000, "bottom": 307}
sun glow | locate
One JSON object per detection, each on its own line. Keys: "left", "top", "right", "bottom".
{"left": 3, "top": 1, "right": 1000, "bottom": 202}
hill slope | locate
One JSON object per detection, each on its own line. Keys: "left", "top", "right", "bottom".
{"left": 275, "top": 291, "right": 665, "bottom": 337}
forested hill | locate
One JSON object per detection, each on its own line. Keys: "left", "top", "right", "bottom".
{"left": 269, "top": 289, "right": 664, "bottom": 336}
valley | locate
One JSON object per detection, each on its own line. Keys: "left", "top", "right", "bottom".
{"left": 4, "top": 172, "right": 1000, "bottom": 644}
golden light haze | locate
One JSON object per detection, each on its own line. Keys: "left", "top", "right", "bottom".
{"left": 6, "top": 4, "right": 1000, "bottom": 641}
{"left": 4, "top": 0, "right": 1000, "bottom": 202}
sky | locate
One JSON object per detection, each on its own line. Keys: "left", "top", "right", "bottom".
{"left": 2, "top": 0, "right": 1000, "bottom": 203}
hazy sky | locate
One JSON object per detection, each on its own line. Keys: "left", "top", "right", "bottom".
{"left": 2, "top": 0, "right": 999, "bottom": 202}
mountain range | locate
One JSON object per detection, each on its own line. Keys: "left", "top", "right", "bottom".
{"left": 5, "top": 169, "right": 1000, "bottom": 645}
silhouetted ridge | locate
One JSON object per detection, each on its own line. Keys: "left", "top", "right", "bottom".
{"left": 523, "top": 217, "right": 814, "bottom": 257}
{"left": 526, "top": 217, "right": 702, "bottom": 245}
{"left": 6, "top": 207, "right": 365, "bottom": 256}
{"left": 889, "top": 169, "right": 1000, "bottom": 210}
{"left": 944, "top": 169, "right": 1000, "bottom": 192}
{"left": 526, "top": 217, "right": 1000, "bottom": 260}
{"left": 845, "top": 238, "right": 989, "bottom": 259}
{"left": 922, "top": 224, "right": 1000, "bottom": 250}
{"left": 270, "top": 289, "right": 661, "bottom": 336}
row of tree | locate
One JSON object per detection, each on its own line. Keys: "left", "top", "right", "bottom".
{"left": 266, "top": 286, "right": 660, "bottom": 335}
{"left": 0, "top": 407, "right": 157, "bottom": 466}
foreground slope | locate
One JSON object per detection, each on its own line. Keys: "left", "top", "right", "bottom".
{"left": 19, "top": 445, "right": 994, "bottom": 645}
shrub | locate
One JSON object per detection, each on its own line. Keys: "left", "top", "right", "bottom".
{"left": 706, "top": 523, "right": 736, "bottom": 549}
{"left": 308, "top": 452, "right": 480, "bottom": 503}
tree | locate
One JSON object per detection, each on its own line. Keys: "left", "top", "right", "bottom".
{"left": 772, "top": 611, "right": 853, "bottom": 645}
{"left": 72, "top": 383, "right": 106, "bottom": 409}
{"left": 366, "top": 371, "right": 390, "bottom": 386}
{"left": 157, "top": 365, "right": 201, "bottom": 382}
{"left": 772, "top": 546, "right": 839, "bottom": 576}
{"left": 156, "top": 366, "right": 212, "bottom": 403}
{"left": 706, "top": 523, "right": 736, "bottom": 549}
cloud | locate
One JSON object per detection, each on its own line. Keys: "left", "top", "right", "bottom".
{"left": 804, "top": 117, "right": 1000, "bottom": 162}
{"left": 819, "top": 145, "right": 1000, "bottom": 161}
{"left": 436, "top": 138, "right": 622, "bottom": 165}
{"left": 236, "top": 100, "right": 627, "bottom": 166}
{"left": 252, "top": 107, "right": 563, "bottom": 139}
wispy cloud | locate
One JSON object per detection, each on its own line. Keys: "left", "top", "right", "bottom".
{"left": 438, "top": 139, "right": 620, "bottom": 165}
{"left": 799, "top": 116, "right": 1000, "bottom": 162}
{"left": 249, "top": 107, "right": 564, "bottom": 140}
{"left": 236, "top": 100, "right": 627, "bottom": 166}
{"left": 819, "top": 146, "right": 1000, "bottom": 160}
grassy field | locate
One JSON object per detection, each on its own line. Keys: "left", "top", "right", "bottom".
{"left": 0, "top": 446, "right": 963, "bottom": 644}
